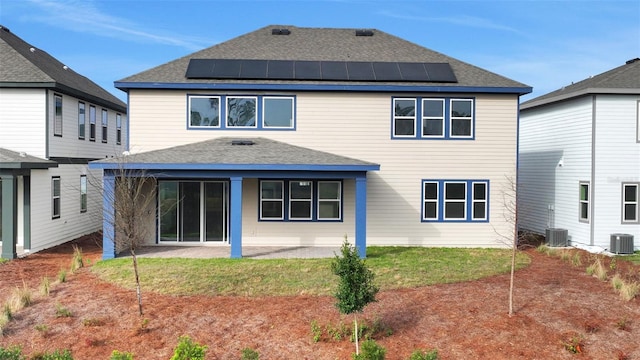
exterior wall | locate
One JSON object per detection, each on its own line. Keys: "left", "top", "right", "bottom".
{"left": 28, "top": 165, "right": 103, "bottom": 253}
{"left": 519, "top": 96, "right": 593, "bottom": 246}
{"left": 592, "top": 95, "right": 640, "bottom": 249}
{"left": 0, "top": 88, "right": 47, "bottom": 158}
{"left": 47, "top": 91, "right": 127, "bottom": 159}
{"left": 129, "top": 90, "right": 519, "bottom": 247}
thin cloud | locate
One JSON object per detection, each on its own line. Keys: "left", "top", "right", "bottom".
{"left": 23, "top": 0, "right": 212, "bottom": 51}
{"left": 378, "top": 10, "right": 522, "bottom": 34}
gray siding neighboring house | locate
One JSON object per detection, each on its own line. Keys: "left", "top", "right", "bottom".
{"left": 519, "top": 58, "right": 640, "bottom": 252}
{"left": 0, "top": 25, "right": 127, "bottom": 259}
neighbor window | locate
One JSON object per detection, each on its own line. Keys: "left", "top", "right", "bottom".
{"left": 89, "top": 105, "right": 96, "bottom": 141}
{"left": 52, "top": 177, "right": 61, "bottom": 219}
{"left": 116, "top": 114, "right": 122, "bottom": 145}
{"left": 622, "top": 183, "right": 639, "bottom": 223}
{"left": 422, "top": 179, "right": 489, "bottom": 222}
{"left": 101, "top": 109, "right": 108, "bottom": 143}
{"left": 80, "top": 175, "right": 87, "bottom": 213}
{"left": 579, "top": 182, "right": 590, "bottom": 222}
{"left": 54, "top": 94, "right": 63, "bottom": 136}
{"left": 78, "top": 102, "right": 85, "bottom": 139}
{"left": 260, "top": 180, "right": 342, "bottom": 221}
{"left": 393, "top": 97, "right": 475, "bottom": 139}
{"left": 263, "top": 97, "right": 294, "bottom": 128}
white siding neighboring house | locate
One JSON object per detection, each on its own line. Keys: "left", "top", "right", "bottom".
{"left": 519, "top": 58, "right": 640, "bottom": 252}
{"left": 91, "top": 25, "right": 531, "bottom": 259}
{"left": 0, "top": 25, "right": 127, "bottom": 259}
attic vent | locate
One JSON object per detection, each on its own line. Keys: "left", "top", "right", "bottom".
{"left": 231, "top": 139, "right": 255, "bottom": 146}
{"left": 0, "top": 25, "right": 10, "bottom": 32}
{"left": 271, "top": 28, "right": 291, "bottom": 35}
{"left": 355, "top": 29, "right": 374, "bottom": 36}
{"left": 626, "top": 58, "right": 640, "bottom": 64}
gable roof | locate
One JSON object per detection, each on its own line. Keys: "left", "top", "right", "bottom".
{"left": 521, "top": 58, "right": 640, "bottom": 110}
{"left": 89, "top": 137, "right": 379, "bottom": 172}
{"left": 117, "top": 25, "right": 530, "bottom": 94}
{"left": 0, "top": 25, "right": 126, "bottom": 113}
{"left": 0, "top": 147, "right": 58, "bottom": 170}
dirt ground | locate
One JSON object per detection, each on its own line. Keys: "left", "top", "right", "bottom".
{"left": 1, "top": 234, "right": 639, "bottom": 360}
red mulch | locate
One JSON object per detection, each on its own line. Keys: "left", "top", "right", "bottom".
{"left": 1, "top": 234, "right": 638, "bottom": 359}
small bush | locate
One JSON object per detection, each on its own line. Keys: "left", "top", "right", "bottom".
{"left": 611, "top": 274, "right": 624, "bottom": 290}
{"left": 110, "top": 350, "right": 134, "bottom": 360}
{"left": 9, "top": 283, "right": 32, "bottom": 312}
{"left": 0, "top": 345, "right": 25, "bottom": 360}
{"left": 57, "top": 269, "right": 67, "bottom": 283}
{"left": 30, "top": 349, "right": 74, "bottom": 360}
{"left": 409, "top": 348, "right": 439, "bottom": 360}
{"left": 562, "top": 333, "right": 583, "bottom": 354}
{"left": 70, "top": 245, "right": 84, "bottom": 273}
{"left": 586, "top": 258, "right": 607, "bottom": 281}
{"left": 311, "top": 320, "right": 322, "bottom": 342}
{"left": 82, "top": 317, "right": 105, "bottom": 327}
{"left": 55, "top": 303, "right": 72, "bottom": 318}
{"left": 240, "top": 347, "right": 260, "bottom": 360}
{"left": 170, "top": 335, "right": 207, "bottom": 360}
{"left": 34, "top": 324, "right": 49, "bottom": 337}
{"left": 40, "top": 276, "right": 51, "bottom": 297}
{"left": 619, "top": 281, "right": 639, "bottom": 301}
{"left": 353, "top": 339, "right": 386, "bottom": 360}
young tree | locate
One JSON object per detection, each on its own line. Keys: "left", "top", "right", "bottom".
{"left": 331, "top": 236, "right": 379, "bottom": 355}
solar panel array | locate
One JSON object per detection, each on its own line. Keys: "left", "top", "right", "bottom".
{"left": 185, "top": 59, "right": 457, "bottom": 83}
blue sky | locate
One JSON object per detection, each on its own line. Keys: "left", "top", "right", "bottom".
{"left": 1, "top": 0, "right": 639, "bottom": 102}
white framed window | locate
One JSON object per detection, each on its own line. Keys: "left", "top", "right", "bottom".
{"left": 101, "top": 109, "right": 108, "bottom": 143}
{"left": 422, "top": 179, "right": 489, "bottom": 222}
{"left": 472, "top": 181, "right": 488, "bottom": 220}
{"left": 89, "top": 105, "right": 96, "bottom": 141}
{"left": 444, "top": 182, "right": 467, "bottom": 220}
{"left": 227, "top": 96, "right": 257, "bottom": 128}
{"left": 393, "top": 98, "right": 416, "bottom": 137}
{"left": 54, "top": 94, "right": 63, "bottom": 136}
{"left": 318, "top": 181, "right": 342, "bottom": 220}
{"left": 450, "top": 99, "right": 473, "bottom": 138}
{"left": 263, "top": 96, "right": 294, "bottom": 128}
{"left": 189, "top": 96, "right": 221, "bottom": 127}
{"left": 422, "top": 181, "right": 439, "bottom": 220}
{"left": 622, "top": 183, "right": 639, "bottom": 223}
{"left": 579, "top": 182, "right": 590, "bottom": 223}
{"left": 422, "top": 99, "right": 445, "bottom": 138}
{"left": 260, "top": 181, "right": 284, "bottom": 220}
{"left": 52, "top": 177, "right": 61, "bottom": 219}
{"left": 80, "top": 175, "right": 87, "bottom": 213}
{"left": 289, "top": 181, "right": 312, "bottom": 220}
{"left": 78, "top": 102, "right": 85, "bottom": 140}
{"left": 116, "top": 114, "right": 122, "bottom": 145}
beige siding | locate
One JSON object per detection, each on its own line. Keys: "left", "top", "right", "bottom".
{"left": 0, "top": 88, "right": 47, "bottom": 157}
{"left": 129, "top": 90, "right": 519, "bottom": 247}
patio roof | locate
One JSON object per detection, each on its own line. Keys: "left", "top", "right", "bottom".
{"left": 0, "top": 147, "right": 58, "bottom": 170}
{"left": 89, "top": 137, "right": 379, "bottom": 172}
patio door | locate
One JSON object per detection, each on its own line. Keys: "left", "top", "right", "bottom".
{"left": 158, "top": 180, "right": 228, "bottom": 243}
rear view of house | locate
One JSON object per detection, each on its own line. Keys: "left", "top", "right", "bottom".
{"left": 519, "top": 58, "right": 640, "bottom": 252}
{"left": 91, "top": 25, "right": 531, "bottom": 259}
{"left": 0, "top": 25, "right": 127, "bottom": 259}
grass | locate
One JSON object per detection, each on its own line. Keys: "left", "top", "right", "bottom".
{"left": 624, "top": 251, "right": 640, "bottom": 265}
{"left": 92, "top": 247, "right": 531, "bottom": 297}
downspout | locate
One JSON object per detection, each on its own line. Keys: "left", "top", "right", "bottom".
{"left": 590, "top": 95, "right": 596, "bottom": 246}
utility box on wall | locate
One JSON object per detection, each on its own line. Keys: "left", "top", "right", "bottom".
{"left": 546, "top": 228, "right": 568, "bottom": 247}
{"left": 610, "top": 234, "right": 634, "bottom": 254}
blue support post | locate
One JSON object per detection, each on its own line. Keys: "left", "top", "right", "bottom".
{"left": 355, "top": 176, "right": 367, "bottom": 258}
{"left": 230, "top": 176, "right": 243, "bottom": 258}
{"left": 102, "top": 173, "right": 116, "bottom": 260}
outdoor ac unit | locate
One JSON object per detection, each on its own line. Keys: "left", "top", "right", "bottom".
{"left": 610, "top": 234, "right": 634, "bottom": 254}
{"left": 546, "top": 228, "right": 568, "bottom": 247}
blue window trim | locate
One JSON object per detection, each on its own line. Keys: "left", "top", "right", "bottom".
{"left": 259, "top": 179, "right": 343, "bottom": 222}
{"left": 186, "top": 94, "right": 296, "bottom": 131}
{"left": 421, "top": 179, "right": 489, "bottom": 222}
{"left": 392, "top": 97, "right": 475, "bottom": 140}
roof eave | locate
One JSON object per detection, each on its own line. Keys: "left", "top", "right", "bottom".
{"left": 89, "top": 162, "right": 380, "bottom": 172}
{"left": 521, "top": 87, "right": 640, "bottom": 110}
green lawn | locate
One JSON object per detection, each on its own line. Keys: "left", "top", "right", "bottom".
{"left": 91, "top": 247, "right": 531, "bottom": 297}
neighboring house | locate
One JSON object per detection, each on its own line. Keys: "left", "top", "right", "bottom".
{"left": 90, "top": 25, "right": 531, "bottom": 259}
{"left": 0, "top": 25, "right": 127, "bottom": 259}
{"left": 519, "top": 58, "right": 640, "bottom": 252}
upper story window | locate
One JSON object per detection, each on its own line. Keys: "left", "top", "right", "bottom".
{"left": 622, "top": 183, "right": 639, "bottom": 223}
{"left": 101, "top": 109, "right": 108, "bottom": 143}
{"left": 393, "top": 97, "right": 475, "bottom": 140}
{"left": 116, "top": 114, "right": 122, "bottom": 145}
{"left": 78, "top": 102, "right": 85, "bottom": 140}
{"left": 579, "top": 182, "right": 590, "bottom": 223}
{"left": 422, "top": 179, "right": 488, "bottom": 222}
{"left": 54, "top": 94, "right": 63, "bottom": 137}
{"left": 260, "top": 179, "right": 342, "bottom": 221}
{"left": 89, "top": 105, "right": 96, "bottom": 141}
{"left": 188, "top": 95, "right": 295, "bottom": 130}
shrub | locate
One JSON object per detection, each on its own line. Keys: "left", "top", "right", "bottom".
{"left": 9, "top": 283, "right": 32, "bottom": 312}
{"left": 0, "top": 345, "right": 25, "bottom": 360}
{"left": 353, "top": 339, "right": 386, "bottom": 360}
{"left": 57, "top": 269, "right": 67, "bottom": 283}
{"left": 70, "top": 245, "right": 84, "bottom": 273}
{"left": 30, "top": 349, "right": 74, "bottom": 360}
{"left": 611, "top": 274, "right": 624, "bottom": 290}
{"left": 619, "top": 281, "right": 639, "bottom": 301}
{"left": 110, "top": 350, "right": 134, "bottom": 360}
{"left": 241, "top": 347, "right": 259, "bottom": 360}
{"left": 82, "top": 317, "right": 105, "bottom": 327}
{"left": 55, "top": 303, "right": 72, "bottom": 318}
{"left": 311, "top": 320, "right": 322, "bottom": 342}
{"left": 34, "top": 324, "right": 49, "bottom": 337}
{"left": 40, "top": 276, "right": 51, "bottom": 296}
{"left": 408, "top": 348, "right": 439, "bottom": 360}
{"left": 170, "top": 336, "right": 207, "bottom": 360}
{"left": 586, "top": 258, "right": 607, "bottom": 281}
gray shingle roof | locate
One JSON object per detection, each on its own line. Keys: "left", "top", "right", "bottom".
{"left": 0, "top": 25, "right": 126, "bottom": 112}
{"left": 521, "top": 58, "right": 640, "bottom": 110}
{"left": 90, "top": 137, "right": 379, "bottom": 171}
{"left": 117, "top": 25, "right": 529, "bottom": 92}
{"left": 0, "top": 147, "right": 58, "bottom": 169}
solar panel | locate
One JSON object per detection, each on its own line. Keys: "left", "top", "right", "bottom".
{"left": 185, "top": 59, "right": 457, "bottom": 82}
